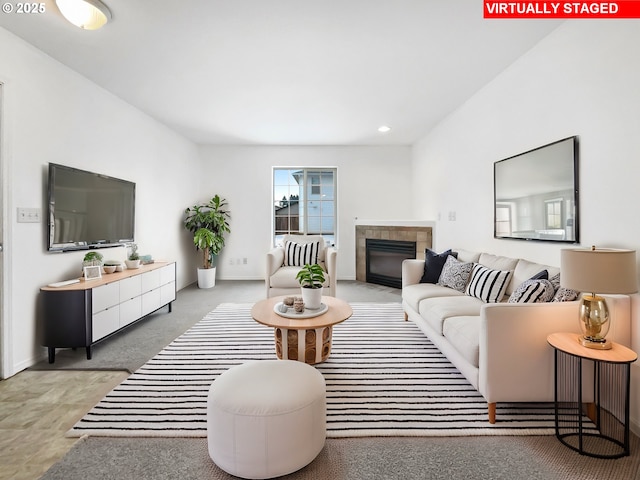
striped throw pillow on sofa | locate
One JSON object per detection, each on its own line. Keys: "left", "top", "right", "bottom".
{"left": 465, "top": 263, "right": 512, "bottom": 303}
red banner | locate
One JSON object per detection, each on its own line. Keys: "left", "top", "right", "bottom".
{"left": 484, "top": 1, "right": 640, "bottom": 18}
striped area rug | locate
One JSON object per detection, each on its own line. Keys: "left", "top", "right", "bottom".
{"left": 68, "top": 302, "right": 561, "bottom": 438}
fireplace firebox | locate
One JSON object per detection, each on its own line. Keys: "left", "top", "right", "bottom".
{"left": 366, "top": 239, "right": 416, "bottom": 289}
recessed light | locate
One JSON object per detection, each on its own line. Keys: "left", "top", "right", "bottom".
{"left": 378, "top": 125, "right": 391, "bottom": 133}
{"left": 56, "top": 0, "right": 112, "bottom": 30}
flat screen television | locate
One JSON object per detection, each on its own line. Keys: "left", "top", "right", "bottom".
{"left": 47, "top": 163, "right": 136, "bottom": 252}
{"left": 494, "top": 136, "right": 579, "bottom": 243}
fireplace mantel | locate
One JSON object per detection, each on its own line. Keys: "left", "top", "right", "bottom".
{"left": 355, "top": 222, "right": 433, "bottom": 284}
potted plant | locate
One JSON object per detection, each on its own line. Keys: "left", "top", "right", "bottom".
{"left": 184, "top": 195, "right": 231, "bottom": 288}
{"left": 125, "top": 243, "right": 141, "bottom": 269}
{"left": 83, "top": 251, "right": 103, "bottom": 267}
{"left": 82, "top": 251, "right": 103, "bottom": 276}
{"left": 296, "top": 263, "right": 325, "bottom": 309}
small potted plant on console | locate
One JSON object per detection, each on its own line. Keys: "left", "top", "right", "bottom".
{"left": 296, "top": 263, "right": 325, "bottom": 310}
{"left": 125, "top": 243, "right": 141, "bottom": 269}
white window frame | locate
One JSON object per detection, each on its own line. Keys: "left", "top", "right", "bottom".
{"left": 272, "top": 167, "right": 337, "bottom": 247}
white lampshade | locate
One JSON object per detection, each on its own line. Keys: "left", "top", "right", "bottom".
{"left": 561, "top": 247, "right": 638, "bottom": 294}
{"left": 56, "top": 0, "right": 112, "bottom": 30}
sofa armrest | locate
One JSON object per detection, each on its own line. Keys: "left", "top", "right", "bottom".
{"left": 266, "top": 247, "right": 285, "bottom": 277}
{"left": 326, "top": 246, "right": 337, "bottom": 297}
{"left": 479, "top": 301, "right": 580, "bottom": 403}
{"left": 479, "top": 294, "right": 631, "bottom": 404}
{"left": 402, "top": 259, "right": 424, "bottom": 288}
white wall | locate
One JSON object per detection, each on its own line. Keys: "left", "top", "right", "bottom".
{"left": 0, "top": 28, "right": 200, "bottom": 376}
{"left": 196, "top": 145, "right": 413, "bottom": 281}
{"left": 410, "top": 20, "right": 640, "bottom": 433}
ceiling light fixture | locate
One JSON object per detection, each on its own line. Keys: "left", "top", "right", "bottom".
{"left": 56, "top": 0, "right": 112, "bottom": 30}
{"left": 378, "top": 125, "right": 392, "bottom": 133}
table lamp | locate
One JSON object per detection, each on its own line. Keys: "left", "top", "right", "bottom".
{"left": 561, "top": 246, "right": 637, "bottom": 350}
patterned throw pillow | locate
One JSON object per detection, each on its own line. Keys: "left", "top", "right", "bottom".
{"left": 283, "top": 241, "right": 320, "bottom": 266}
{"left": 420, "top": 249, "right": 458, "bottom": 284}
{"left": 466, "top": 264, "right": 513, "bottom": 303}
{"left": 547, "top": 272, "right": 580, "bottom": 302}
{"left": 437, "top": 256, "right": 474, "bottom": 292}
{"left": 509, "top": 279, "right": 555, "bottom": 303}
{"left": 552, "top": 287, "right": 580, "bottom": 302}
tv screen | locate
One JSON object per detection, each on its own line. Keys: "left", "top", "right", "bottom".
{"left": 494, "top": 136, "right": 579, "bottom": 243}
{"left": 48, "top": 163, "right": 135, "bottom": 252}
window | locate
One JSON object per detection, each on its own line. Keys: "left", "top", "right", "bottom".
{"left": 545, "top": 198, "right": 562, "bottom": 229}
{"left": 273, "top": 168, "right": 336, "bottom": 246}
{"left": 495, "top": 203, "right": 512, "bottom": 236}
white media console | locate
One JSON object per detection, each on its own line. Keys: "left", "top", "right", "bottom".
{"left": 40, "top": 261, "right": 176, "bottom": 363}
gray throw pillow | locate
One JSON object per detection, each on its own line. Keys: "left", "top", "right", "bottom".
{"left": 437, "top": 256, "right": 473, "bottom": 292}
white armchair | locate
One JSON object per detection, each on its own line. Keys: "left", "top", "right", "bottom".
{"left": 266, "top": 235, "right": 337, "bottom": 298}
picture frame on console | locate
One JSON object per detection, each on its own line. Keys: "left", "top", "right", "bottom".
{"left": 493, "top": 136, "right": 579, "bottom": 243}
{"left": 82, "top": 265, "right": 102, "bottom": 281}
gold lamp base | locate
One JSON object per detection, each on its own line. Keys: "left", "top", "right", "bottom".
{"left": 579, "top": 336, "right": 613, "bottom": 350}
{"left": 578, "top": 294, "right": 612, "bottom": 350}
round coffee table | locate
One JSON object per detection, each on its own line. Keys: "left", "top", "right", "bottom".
{"left": 251, "top": 296, "right": 352, "bottom": 364}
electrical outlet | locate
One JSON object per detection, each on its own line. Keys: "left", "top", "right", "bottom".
{"left": 243, "top": 257, "right": 247, "bottom": 265}
{"left": 17, "top": 208, "right": 41, "bottom": 223}
{"left": 229, "top": 258, "right": 234, "bottom": 265}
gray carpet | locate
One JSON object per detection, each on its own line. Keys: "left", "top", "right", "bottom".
{"left": 37, "top": 280, "right": 640, "bottom": 479}
{"left": 40, "top": 434, "right": 640, "bottom": 480}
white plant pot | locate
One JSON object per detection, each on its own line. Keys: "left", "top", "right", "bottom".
{"left": 197, "top": 267, "right": 216, "bottom": 289}
{"left": 125, "top": 259, "right": 141, "bottom": 269}
{"left": 301, "top": 286, "right": 323, "bottom": 309}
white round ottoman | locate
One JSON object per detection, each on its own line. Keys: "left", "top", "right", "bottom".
{"left": 207, "top": 360, "right": 326, "bottom": 479}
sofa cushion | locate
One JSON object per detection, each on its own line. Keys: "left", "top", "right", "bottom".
{"left": 402, "top": 283, "right": 465, "bottom": 312}
{"left": 511, "top": 259, "right": 560, "bottom": 295}
{"left": 454, "top": 249, "right": 481, "bottom": 263}
{"left": 437, "top": 256, "right": 474, "bottom": 292}
{"left": 465, "top": 264, "right": 512, "bottom": 303}
{"left": 478, "top": 253, "right": 518, "bottom": 272}
{"left": 508, "top": 279, "right": 555, "bottom": 303}
{"left": 420, "top": 249, "right": 457, "bottom": 284}
{"left": 283, "top": 240, "right": 320, "bottom": 266}
{"left": 419, "top": 296, "right": 484, "bottom": 335}
{"left": 442, "top": 316, "right": 480, "bottom": 368}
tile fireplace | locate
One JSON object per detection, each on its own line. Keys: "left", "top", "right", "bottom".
{"left": 355, "top": 223, "right": 433, "bottom": 287}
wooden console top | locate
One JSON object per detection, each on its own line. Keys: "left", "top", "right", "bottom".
{"left": 41, "top": 261, "right": 174, "bottom": 292}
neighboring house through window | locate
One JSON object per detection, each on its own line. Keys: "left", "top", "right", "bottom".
{"left": 273, "top": 168, "right": 336, "bottom": 246}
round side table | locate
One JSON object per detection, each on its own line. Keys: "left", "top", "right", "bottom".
{"left": 547, "top": 332, "right": 637, "bottom": 458}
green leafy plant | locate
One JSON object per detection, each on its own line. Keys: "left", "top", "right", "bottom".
{"left": 128, "top": 243, "right": 139, "bottom": 261}
{"left": 83, "top": 251, "right": 103, "bottom": 264}
{"left": 296, "top": 263, "right": 325, "bottom": 289}
{"left": 184, "top": 195, "right": 231, "bottom": 269}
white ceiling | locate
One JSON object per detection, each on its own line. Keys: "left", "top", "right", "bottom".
{"left": 0, "top": 1, "right": 562, "bottom": 145}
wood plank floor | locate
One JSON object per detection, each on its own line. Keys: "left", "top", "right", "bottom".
{"left": 0, "top": 370, "right": 129, "bottom": 479}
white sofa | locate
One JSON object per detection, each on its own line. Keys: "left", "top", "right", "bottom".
{"left": 402, "top": 249, "right": 631, "bottom": 424}
{"left": 266, "top": 234, "right": 337, "bottom": 298}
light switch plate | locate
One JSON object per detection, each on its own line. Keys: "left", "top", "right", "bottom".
{"left": 17, "top": 208, "right": 41, "bottom": 223}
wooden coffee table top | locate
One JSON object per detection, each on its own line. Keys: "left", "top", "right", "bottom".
{"left": 252, "top": 296, "right": 352, "bottom": 329}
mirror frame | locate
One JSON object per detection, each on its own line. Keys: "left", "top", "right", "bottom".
{"left": 493, "top": 136, "right": 579, "bottom": 244}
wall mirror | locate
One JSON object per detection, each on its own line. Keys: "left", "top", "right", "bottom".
{"left": 494, "top": 136, "right": 579, "bottom": 243}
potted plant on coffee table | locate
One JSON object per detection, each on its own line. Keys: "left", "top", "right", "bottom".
{"left": 296, "top": 263, "right": 325, "bottom": 309}
{"left": 184, "top": 195, "right": 231, "bottom": 288}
